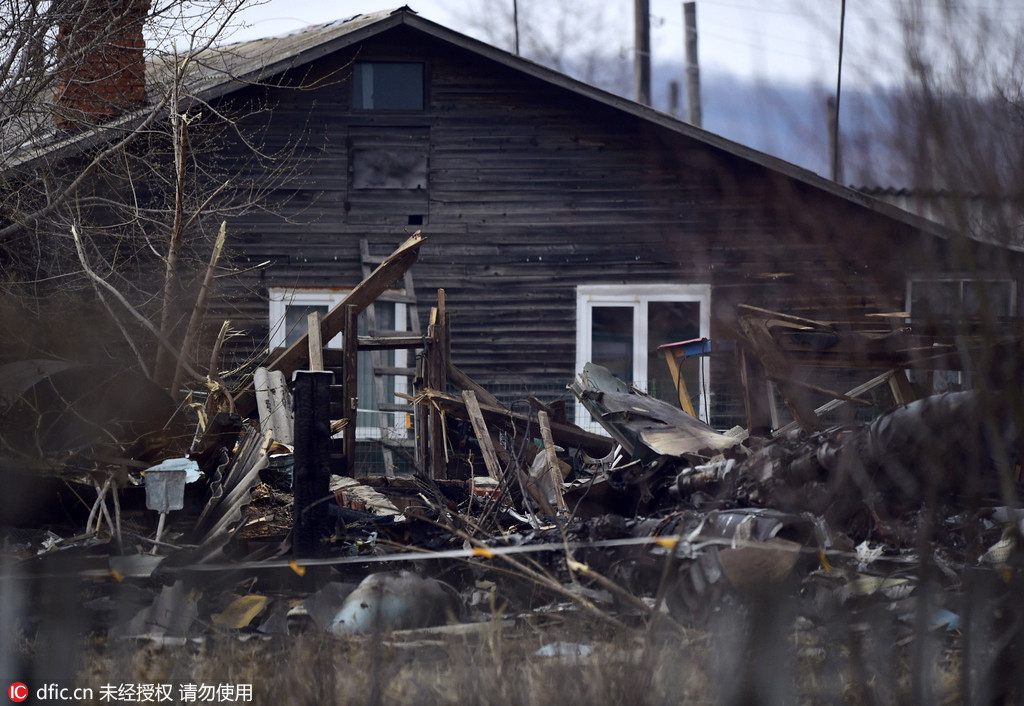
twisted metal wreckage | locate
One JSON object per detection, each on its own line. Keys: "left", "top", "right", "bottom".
{"left": 1, "top": 234, "right": 1023, "bottom": 663}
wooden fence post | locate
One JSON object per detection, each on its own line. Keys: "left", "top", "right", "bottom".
{"left": 343, "top": 304, "right": 358, "bottom": 476}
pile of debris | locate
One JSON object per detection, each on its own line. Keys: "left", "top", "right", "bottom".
{"left": 1, "top": 235, "right": 1023, "bottom": 696}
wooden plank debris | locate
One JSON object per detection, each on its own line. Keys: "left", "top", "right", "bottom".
{"left": 421, "top": 389, "right": 614, "bottom": 457}
{"left": 889, "top": 369, "right": 917, "bottom": 405}
{"left": 461, "top": 390, "right": 503, "bottom": 480}
{"left": 773, "top": 371, "right": 896, "bottom": 437}
{"left": 425, "top": 291, "right": 451, "bottom": 479}
{"left": 537, "top": 411, "right": 568, "bottom": 513}
{"left": 307, "top": 310, "right": 324, "bottom": 371}
{"left": 737, "top": 314, "right": 821, "bottom": 432}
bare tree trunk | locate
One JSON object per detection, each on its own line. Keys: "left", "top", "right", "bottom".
{"left": 155, "top": 99, "right": 190, "bottom": 386}
{"left": 171, "top": 220, "right": 227, "bottom": 393}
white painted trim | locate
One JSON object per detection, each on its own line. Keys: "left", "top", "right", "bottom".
{"left": 574, "top": 284, "right": 712, "bottom": 429}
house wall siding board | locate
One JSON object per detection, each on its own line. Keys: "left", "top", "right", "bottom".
{"left": 196, "top": 27, "right": 1020, "bottom": 424}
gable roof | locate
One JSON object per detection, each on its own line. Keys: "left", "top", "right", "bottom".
{"left": 0, "top": 6, "right": 981, "bottom": 245}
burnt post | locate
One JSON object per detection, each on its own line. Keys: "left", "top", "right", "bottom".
{"left": 292, "top": 369, "right": 334, "bottom": 556}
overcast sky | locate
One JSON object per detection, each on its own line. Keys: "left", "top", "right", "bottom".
{"left": 221, "top": 0, "right": 1024, "bottom": 92}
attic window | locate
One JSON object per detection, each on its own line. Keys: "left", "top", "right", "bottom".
{"left": 352, "top": 62, "right": 424, "bottom": 111}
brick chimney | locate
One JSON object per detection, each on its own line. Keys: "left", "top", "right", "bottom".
{"left": 53, "top": 0, "right": 150, "bottom": 131}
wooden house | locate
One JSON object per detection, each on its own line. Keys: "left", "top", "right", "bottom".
{"left": 7, "top": 7, "right": 1022, "bottom": 446}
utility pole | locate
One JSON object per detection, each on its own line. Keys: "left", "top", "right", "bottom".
{"left": 634, "top": 0, "right": 651, "bottom": 105}
{"left": 512, "top": 0, "right": 520, "bottom": 55}
{"left": 683, "top": 1, "right": 702, "bottom": 127}
{"left": 827, "top": 96, "right": 843, "bottom": 183}
{"left": 669, "top": 80, "right": 680, "bottom": 116}
{"left": 831, "top": 0, "right": 846, "bottom": 182}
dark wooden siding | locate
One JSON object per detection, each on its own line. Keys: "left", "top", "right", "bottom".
{"left": 203, "top": 26, "right": 1023, "bottom": 425}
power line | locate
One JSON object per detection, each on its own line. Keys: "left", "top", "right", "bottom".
{"left": 690, "top": 0, "right": 811, "bottom": 17}
{"left": 696, "top": 28, "right": 827, "bottom": 61}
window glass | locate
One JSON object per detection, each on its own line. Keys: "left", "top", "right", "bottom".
{"left": 357, "top": 306, "right": 396, "bottom": 429}
{"left": 963, "top": 280, "right": 1013, "bottom": 318}
{"left": 910, "top": 279, "right": 1014, "bottom": 319}
{"left": 352, "top": 62, "right": 424, "bottom": 110}
{"left": 910, "top": 280, "right": 959, "bottom": 318}
{"left": 591, "top": 306, "right": 633, "bottom": 383}
{"left": 284, "top": 304, "right": 328, "bottom": 347}
{"left": 283, "top": 302, "right": 402, "bottom": 432}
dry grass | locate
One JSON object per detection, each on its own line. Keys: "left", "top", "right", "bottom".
{"left": 74, "top": 619, "right": 706, "bottom": 705}
{"left": 62, "top": 610, "right": 966, "bottom": 705}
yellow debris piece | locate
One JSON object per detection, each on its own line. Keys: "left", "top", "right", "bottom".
{"left": 211, "top": 595, "right": 270, "bottom": 630}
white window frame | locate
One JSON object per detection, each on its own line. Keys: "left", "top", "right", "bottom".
{"left": 268, "top": 287, "right": 407, "bottom": 439}
{"left": 905, "top": 276, "right": 1017, "bottom": 320}
{"left": 575, "top": 284, "right": 711, "bottom": 429}
{"left": 904, "top": 276, "right": 1017, "bottom": 389}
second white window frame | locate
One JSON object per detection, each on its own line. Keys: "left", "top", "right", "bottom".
{"left": 575, "top": 284, "right": 712, "bottom": 428}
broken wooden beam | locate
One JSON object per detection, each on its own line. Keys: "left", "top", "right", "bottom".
{"left": 538, "top": 411, "right": 568, "bottom": 513}
{"left": 426, "top": 294, "right": 449, "bottom": 479}
{"left": 888, "top": 369, "right": 917, "bottom": 405}
{"left": 421, "top": 389, "right": 614, "bottom": 457}
{"left": 358, "top": 335, "right": 424, "bottom": 350}
{"left": 462, "top": 390, "right": 503, "bottom": 481}
{"left": 739, "top": 348, "right": 774, "bottom": 437}
{"left": 448, "top": 364, "right": 503, "bottom": 409}
{"left": 528, "top": 396, "right": 568, "bottom": 425}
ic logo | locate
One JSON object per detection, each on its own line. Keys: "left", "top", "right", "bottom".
{"left": 7, "top": 682, "right": 28, "bottom": 702}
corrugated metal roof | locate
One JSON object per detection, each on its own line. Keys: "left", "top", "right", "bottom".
{"left": 852, "top": 185, "right": 1024, "bottom": 201}
{"left": 150, "top": 7, "right": 408, "bottom": 100}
